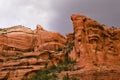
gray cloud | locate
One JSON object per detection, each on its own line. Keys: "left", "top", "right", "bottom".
{"left": 0, "top": 0, "right": 120, "bottom": 35}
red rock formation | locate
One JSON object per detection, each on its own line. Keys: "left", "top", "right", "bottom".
{"left": 0, "top": 25, "right": 66, "bottom": 53}
{"left": 58, "top": 14, "right": 120, "bottom": 80}
{"left": 70, "top": 14, "right": 120, "bottom": 70}
{"left": 0, "top": 25, "right": 35, "bottom": 53}
{"left": 0, "top": 14, "right": 120, "bottom": 80}
{"left": 34, "top": 24, "right": 66, "bottom": 51}
{"left": 0, "top": 25, "right": 66, "bottom": 80}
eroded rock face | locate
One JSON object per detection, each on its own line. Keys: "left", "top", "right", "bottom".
{"left": 34, "top": 24, "right": 66, "bottom": 51}
{"left": 70, "top": 14, "right": 120, "bottom": 69}
{"left": 0, "top": 14, "right": 120, "bottom": 80}
{"left": 0, "top": 26, "right": 35, "bottom": 53}
{"left": 0, "top": 25, "right": 66, "bottom": 80}
{"left": 0, "top": 25, "right": 66, "bottom": 54}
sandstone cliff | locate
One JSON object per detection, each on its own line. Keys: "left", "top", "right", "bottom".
{"left": 0, "top": 25, "right": 66, "bottom": 80}
{"left": 0, "top": 14, "right": 120, "bottom": 80}
{"left": 67, "top": 14, "right": 120, "bottom": 80}
{"left": 70, "top": 14, "right": 120, "bottom": 69}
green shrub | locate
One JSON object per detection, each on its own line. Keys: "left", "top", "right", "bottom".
{"left": 27, "top": 54, "right": 76, "bottom": 80}
{"left": 55, "top": 48, "right": 63, "bottom": 52}
{"left": 63, "top": 74, "right": 69, "bottom": 80}
{"left": 62, "top": 74, "right": 79, "bottom": 80}
{"left": 28, "top": 68, "right": 58, "bottom": 80}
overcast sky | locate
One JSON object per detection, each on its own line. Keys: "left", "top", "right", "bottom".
{"left": 0, "top": 0, "right": 120, "bottom": 35}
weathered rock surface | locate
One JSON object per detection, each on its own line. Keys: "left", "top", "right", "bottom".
{"left": 70, "top": 14, "right": 120, "bottom": 69}
{"left": 34, "top": 24, "right": 66, "bottom": 51}
{"left": 0, "top": 26, "right": 35, "bottom": 52}
{"left": 0, "top": 14, "right": 120, "bottom": 80}
{"left": 67, "top": 14, "right": 120, "bottom": 80}
{"left": 0, "top": 25, "right": 66, "bottom": 80}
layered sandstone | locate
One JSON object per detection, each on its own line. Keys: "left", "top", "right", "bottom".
{"left": 70, "top": 14, "right": 120, "bottom": 69}
{"left": 66, "top": 14, "right": 120, "bottom": 80}
{"left": 0, "top": 14, "right": 120, "bottom": 80}
{"left": 0, "top": 26, "right": 35, "bottom": 53}
{"left": 0, "top": 25, "right": 66, "bottom": 80}
{"left": 34, "top": 25, "right": 66, "bottom": 51}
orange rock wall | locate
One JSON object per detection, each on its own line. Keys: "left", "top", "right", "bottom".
{"left": 0, "top": 14, "right": 120, "bottom": 80}
{"left": 71, "top": 14, "right": 120, "bottom": 69}
{"left": 0, "top": 25, "right": 66, "bottom": 80}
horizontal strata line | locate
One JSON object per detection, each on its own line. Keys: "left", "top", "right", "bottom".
{"left": 0, "top": 31, "right": 34, "bottom": 35}
{"left": 0, "top": 65, "right": 45, "bottom": 71}
{"left": 6, "top": 31, "right": 34, "bottom": 34}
